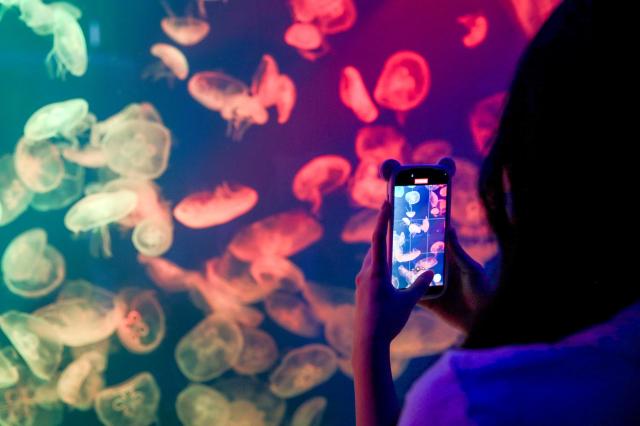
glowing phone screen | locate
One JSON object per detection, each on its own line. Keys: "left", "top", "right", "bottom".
{"left": 391, "top": 183, "right": 447, "bottom": 290}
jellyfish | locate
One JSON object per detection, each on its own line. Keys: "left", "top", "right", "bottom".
{"left": 269, "top": 344, "right": 338, "bottom": 398}
{"left": 348, "top": 159, "right": 387, "bottom": 209}
{"left": 47, "top": 10, "right": 88, "bottom": 77}
{"left": 92, "top": 102, "right": 164, "bottom": 146}
{"left": 291, "top": 396, "right": 327, "bottom": 426}
{"left": 1, "top": 228, "right": 65, "bottom": 298}
{"left": 340, "top": 66, "right": 378, "bottom": 123}
{"left": 264, "top": 290, "right": 323, "bottom": 338}
{"left": 275, "top": 75, "right": 296, "bottom": 124}
{"left": 70, "top": 339, "right": 110, "bottom": 373}
{"left": 95, "top": 372, "right": 160, "bottom": 426}
{"left": 508, "top": 0, "right": 561, "bottom": 38}
{"left": 341, "top": 209, "right": 378, "bottom": 244}
{"left": 35, "top": 279, "right": 126, "bottom": 346}
{"left": 188, "top": 71, "right": 249, "bottom": 112}
{"left": 284, "top": 22, "right": 324, "bottom": 50}
{"left": 132, "top": 213, "right": 174, "bottom": 257}
{"left": 458, "top": 13, "right": 489, "bottom": 48}
{"left": 430, "top": 241, "right": 445, "bottom": 253}
{"left": 229, "top": 210, "right": 323, "bottom": 261}
{"left": 410, "top": 139, "right": 452, "bottom": 164}
{"left": 232, "top": 326, "right": 278, "bottom": 375}
{"left": 219, "top": 93, "right": 269, "bottom": 140}
{"left": 205, "top": 254, "right": 274, "bottom": 304}
{"left": 314, "top": 0, "right": 357, "bottom": 34}
{"left": 249, "top": 255, "right": 306, "bottom": 294}
{"left": 173, "top": 182, "right": 258, "bottom": 229}
{"left": 0, "top": 311, "right": 62, "bottom": 381}
{"left": 0, "top": 154, "right": 34, "bottom": 226}
{"left": 175, "top": 314, "right": 244, "bottom": 382}
{"left": 116, "top": 289, "right": 165, "bottom": 354}
{"left": 30, "top": 159, "right": 83, "bottom": 211}
{"left": 374, "top": 51, "right": 431, "bottom": 113}
{"left": 470, "top": 92, "right": 507, "bottom": 156}
{"left": 161, "top": 16, "right": 210, "bottom": 46}
{"left": 323, "top": 304, "right": 354, "bottom": 358}
{"left": 102, "top": 178, "right": 165, "bottom": 229}
{"left": 138, "top": 254, "right": 199, "bottom": 292}
{"left": 143, "top": 43, "right": 189, "bottom": 84}
{"left": 0, "top": 349, "right": 19, "bottom": 389}
{"left": 176, "top": 384, "right": 231, "bottom": 426}
{"left": 403, "top": 191, "right": 420, "bottom": 207}
{"left": 23, "top": 98, "right": 91, "bottom": 141}
{"left": 56, "top": 352, "right": 104, "bottom": 410}
{"left": 292, "top": 155, "right": 351, "bottom": 214}
{"left": 214, "top": 376, "right": 286, "bottom": 426}
{"left": 14, "top": 137, "right": 65, "bottom": 193}
{"left": 102, "top": 119, "right": 171, "bottom": 179}
{"left": 251, "top": 54, "right": 282, "bottom": 108}
{"left": 355, "top": 126, "right": 406, "bottom": 164}
{"left": 391, "top": 309, "right": 461, "bottom": 358}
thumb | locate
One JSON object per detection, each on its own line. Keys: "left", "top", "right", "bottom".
{"left": 405, "top": 270, "right": 434, "bottom": 304}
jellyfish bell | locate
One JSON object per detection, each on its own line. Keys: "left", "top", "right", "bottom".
{"left": 391, "top": 309, "right": 461, "bottom": 358}
{"left": 355, "top": 126, "right": 406, "bottom": 162}
{"left": 205, "top": 253, "right": 274, "bottom": 304}
{"left": 275, "top": 75, "right": 296, "bottom": 124}
{"left": 231, "top": 326, "right": 278, "bottom": 375}
{"left": 249, "top": 256, "right": 306, "bottom": 294}
{"left": 95, "top": 372, "right": 160, "bottom": 426}
{"left": 284, "top": 22, "right": 324, "bottom": 50}
{"left": 173, "top": 182, "right": 258, "bottom": 229}
{"left": 0, "top": 155, "right": 34, "bottom": 226}
{"left": 458, "top": 13, "right": 489, "bottom": 48}
{"left": 341, "top": 209, "right": 377, "bottom": 244}
{"left": 251, "top": 54, "right": 281, "bottom": 108}
{"left": 24, "top": 98, "right": 90, "bottom": 141}
{"left": 14, "top": 137, "right": 65, "bottom": 193}
{"left": 188, "top": 71, "right": 249, "bottom": 112}
{"left": 291, "top": 396, "right": 327, "bottom": 426}
{"left": 56, "top": 352, "right": 104, "bottom": 410}
{"left": 314, "top": 0, "right": 357, "bottom": 34}
{"left": 102, "top": 178, "right": 164, "bottom": 229}
{"left": 404, "top": 190, "right": 420, "bottom": 205}
{"left": 292, "top": 155, "right": 351, "bottom": 214}
{"left": 138, "top": 254, "right": 199, "bottom": 293}
{"left": 144, "top": 43, "right": 189, "bottom": 83}
{"left": 102, "top": 119, "right": 171, "bottom": 179}
{"left": 374, "top": 51, "right": 431, "bottom": 113}
{"left": 348, "top": 159, "right": 387, "bottom": 209}
{"left": 176, "top": 384, "right": 232, "bottom": 426}
{"left": 264, "top": 290, "right": 322, "bottom": 338}
{"left": 430, "top": 241, "right": 445, "bottom": 253}
{"left": 161, "top": 16, "right": 210, "bottom": 46}
{"left": 132, "top": 213, "right": 174, "bottom": 257}
{"left": 64, "top": 189, "right": 138, "bottom": 233}
{"left": 470, "top": 92, "right": 507, "bottom": 156}
{"left": 269, "top": 343, "right": 338, "bottom": 398}
{"left": 214, "top": 376, "right": 286, "bottom": 426}
{"left": 48, "top": 11, "right": 88, "bottom": 77}
{"left": 116, "top": 289, "right": 166, "bottom": 354}
{"left": 340, "top": 66, "right": 378, "bottom": 123}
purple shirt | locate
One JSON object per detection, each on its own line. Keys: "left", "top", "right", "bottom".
{"left": 398, "top": 301, "right": 640, "bottom": 426}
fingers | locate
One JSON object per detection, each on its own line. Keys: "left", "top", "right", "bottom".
{"left": 406, "top": 270, "right": 434, "bottom": 303}
{"left": 371, "top": 201, "right": 390, "bottom": 276}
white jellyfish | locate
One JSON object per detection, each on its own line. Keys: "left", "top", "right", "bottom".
{"left": 94, "top": 372, "right": 160, "bottom": 426}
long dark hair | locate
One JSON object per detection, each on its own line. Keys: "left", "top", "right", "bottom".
{"left": 464, "top": 0, "right": 638, "bottom": 348}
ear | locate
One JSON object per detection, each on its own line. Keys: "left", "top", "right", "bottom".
{"left": 380, "top": 159, "right": 401, "bottom": 181}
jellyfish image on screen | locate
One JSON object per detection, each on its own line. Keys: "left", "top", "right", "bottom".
{"left": 392, "top": 183, "right": 447, "bottom": 289}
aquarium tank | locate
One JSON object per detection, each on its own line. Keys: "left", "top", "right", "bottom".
{"left": 0, "top": 0, "right": 557, "bottom": 424}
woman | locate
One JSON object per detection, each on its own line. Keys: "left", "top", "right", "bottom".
{"left": 353, "top": 0, "right": 640, "bottom": 424}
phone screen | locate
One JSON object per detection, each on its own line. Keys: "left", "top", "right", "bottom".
{"left": 391, "top": 179, "right": 448, "bottom": 290}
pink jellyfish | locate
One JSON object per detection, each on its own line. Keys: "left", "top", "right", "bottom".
{"left": 160, "top": 17, "right": 210, "bottom": 46}
{"left": 430, "top": 241, "right": 445, "bottom": 253}
{"left": 284, "top": 22, "right": 324, "bottom": 51}
{"left": 288, "top": 0, "right": 357, "bottom": 34}
{"left": 348, "top": 159, "right": 386, "bottom": 209}
{"left": 374, "top": 51, "right": 431, "bottom": 113}
{"left": 470, "top": 92, "right": 506, "bottom": 156}
{"left": 275, "top": 75, "right": 296, "bottom": 124}
{"left": 173, "top": 182, "right": 258, "bottom": 229}
{"left": 339, "top": 66, "right": 378, "bottom": 123}
{"left": 292, "top": 155, "right": 351, "bottom": 214}
{"left": 340, "top": 209, "right": 377, "bottom": 244}
{"left": 458, "top": 13, "right": 489, "bottom": 48}
{"left": 251, "top": 55, "right": 297, "bottom": 124}
{"left": 143, "top": 43, "right": 189, "bottom": 83}
{"left": 410, "top": 139, "right": 452, "bottom": 164}
{"left": 188, "top": 71, "right": 249, "bottom": 112}
{"left": 354, "top": 126, "right": 406, "bottom": 162}
{"left": 507, "top": 0, "right": 561, "bottom": 39}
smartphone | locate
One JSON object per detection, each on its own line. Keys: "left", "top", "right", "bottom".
{"left": 388, "top": 165, "right": 451, "bottom": 299}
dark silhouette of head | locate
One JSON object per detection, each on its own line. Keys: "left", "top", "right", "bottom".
{"left": 465, "top": 0, "right": 635, "bottom": 348}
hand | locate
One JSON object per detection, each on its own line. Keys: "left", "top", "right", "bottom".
{"left": 354, "top": 201, "right": 434, "bottom": 350}
{"left": 417, "top": 228, "right": 492, "bottom": 332}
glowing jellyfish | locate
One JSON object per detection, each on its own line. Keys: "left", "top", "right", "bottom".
{"left": 173, "top": 182, "right": 258, "bottom": 229}
{"left": 214, "top": 376, "right": 286, "bottom": 426}
{"left": 138, "top": 254, "right": 199, "bottom": 293}
{"left": 102, "top": 178, "right": 164, "bottom": 229}
{"left": 24, "top": 98, "right": 89, "bottom": 140}
{"left": 404, "top": 190, "right": 420, "bottom": 205}
{"left": 71, "top": 339, "right": 110, "bottom": 373}
{"left": 103, "top": 119, "right": 171, "bottom": 179}
{"left": 95, "top": 372, "right": 160, "bottom": 426}
{"left": 355, "top": 126, "right": 407, "bottom": 162}
{"left": 65, "top": 190, "right": 137, "bottom": 232}
{"left": 275, "top": 75, "right": 296, "bottom": 124}
{"left": 430, "top": 241, "right": 445, "bottom": 253}
{"left": 470, "top": 92, "right": 506, "bottom": 156}
{"left": 175, "top": 314, "right": 244, "bottom": 382}
{"left": 116, "top": 289, "right": 166, "bottom": 354}
{"left": 92, "top": 103, "right": 164, "bottom": 146}
{"left": 35, "top": 279, "right": 126, "bottom": 346}
{"left": 269, "top": 343, "right": 338, "bottom": 398}
{"left": 144, "top": 43, "right": 189, "bottom": 83}
{"left": 0, "top": 311, "right": 62, "bottom": 381}
{"left": 264, "top": 290, "right": 322, "bottom": 338}
{"left": 415, "top": 256, "right": 438, "bottom": 271}
{"left": 340, "top": 66, "right": 378, "bottom": 123}
{"left": 161, "top": 16, "right": 210, "bottom": 46}
{"left": 323, "top": 304, "right": 354, "bottom": 358}
{"left": 219, "top": 93, "right": 269, "bottom": 140}
{"left": 316, "top": 0, "right": 357, "bottom": 34}
{"left": 0, "top": 154, "right": 34, "bottom": 226}
{"left": 374, "top": 51, "right": 431, "bottom": 112}
{"left": 48, "top": 11, "right": 88, "bottom": 77}
{"left": 291, "top": 396, "right": 327, "bottom": 426}
{"left": 30, "top": 159, "right": 84, "bottom": 211}
{"left": 232, "top": 326, "right": 278, "bottom": 375}
{"left": 410, "top": 139, "right": 452, "bottom": 164}
{"left": 284, "top": 22, "right": 324, "bottom": 50}
{"left": 56, "top": 352, "right": 104, "bottom": 410}
{"left": 188, "top": 71, "right": 249, "bottom": 112}
{"left": 292, "top": 155, "right": 351, "bottom": 214}
{"left": 429, "top": 190, "right": 439, "bottom": 208}
{"left": 391, "top": 309, "right": 461, "bottom": 358}
{"left": 508, "top": 0, "right": 561, "bottom": 38}
{"left": 132, "top": 213, "right": 174, "bottom": 257}
{"left": 458, "top": 13, "right": 489, "bottom": 48}
{"left": 205, "top": 253, "right": 274, "bottom": 304}
{"left": 341, "top": 209, "right": 377, "bottom": 244}
{"left": 229, "top": 210, "right": 323, "bottom": 261}
{"left": 176, "top": 384, "right": 231, "bottom": 426}
{"left": 1, "top": 228, "right": 65, "bottom": 298}
{"left": 0, "top": 349, "right": 19, "bottom": 389}
{"left": 14, "top": 137, "right": 65, "bottom": 193}
{"left": 249, "top": 256, "right": 306, "bottom": 294}
{"left": 349, "top": 159, "right": 387, "bottom": 209}
{"left": 251, "top": 54, "right": 281, "bottom": 108}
